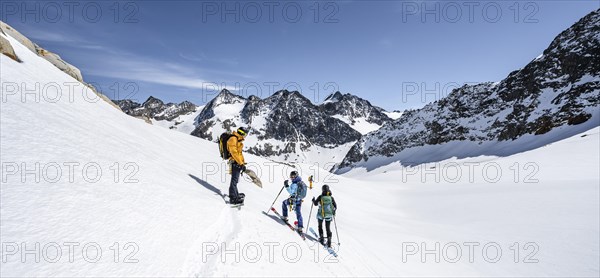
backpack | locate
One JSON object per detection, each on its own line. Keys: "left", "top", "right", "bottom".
{"left": 218, "top": 132, "right": 235, "bottom": 160}
{"left": 320, "top": 195, "right": 334, "bottom": 220}
{"left": 296, "top": 181, "right": 307, "bottom": 199}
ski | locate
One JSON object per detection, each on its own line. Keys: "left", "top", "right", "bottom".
{"left": 309, "top": 227, "right": 338, "bottom": 257}
{"left": 294, "top": 221, "right": 306, "bottom": 240}
{"left": 326, "top": 246, "right": 338, "bottom": 257}
{"left": 270, "top": 207, "right": 295, "bottom": 231}
{"left": 309, "top": 227, "right": 319, "bottom": 240}
{"left": 270, "top": 207, "right": 306, "bottom": 240}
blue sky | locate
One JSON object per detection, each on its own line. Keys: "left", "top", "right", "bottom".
{"left": 2, "top": 1, "right": 599, "bottom": 111}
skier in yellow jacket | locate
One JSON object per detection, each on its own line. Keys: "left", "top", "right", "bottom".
{"left": 227, "top": 127, "right": 248, "bottom": 204}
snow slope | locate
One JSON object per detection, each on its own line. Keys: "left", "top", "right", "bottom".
{"left": 0, "top": 30, "right": 370, "bottom": 277}
{"left": 340, "top": 127, "right": 600, "bottom": 276}
{"left": 1, "top": 29, "right": 599, "bottom": 277}
{"left": 383, "top": 110, "right": 403, "bottom": 120}
{"left": 331, "top": 115, "right": 382, "bottom": 135}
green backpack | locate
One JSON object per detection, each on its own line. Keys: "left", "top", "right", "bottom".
{"left": 319, "top": 195, "right": 334, "bottom": 220}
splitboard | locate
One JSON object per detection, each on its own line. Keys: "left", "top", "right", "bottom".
{"left": 243, "top": 169, "right": 263, "bottom": 188}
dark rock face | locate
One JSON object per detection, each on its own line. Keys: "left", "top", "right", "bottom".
{"left": 190, "top": 89, "right": 362, "bottom": 158}
{"left": 114, "top": 96, "right": 198, "bottom": 122}
{"left": 319, "top": 91, "right": 392, "bottom": 126}
{"left": 339, "top": 9, "right": 600, "bottom": 169}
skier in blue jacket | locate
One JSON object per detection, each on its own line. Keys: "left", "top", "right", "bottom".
{"left": 281, "top": 171, "right": 307, "bottom": 233}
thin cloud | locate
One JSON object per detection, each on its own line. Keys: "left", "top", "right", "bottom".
{"left": 18, "top": 25, "right": 250, "bottom": 91}
{"left": 80, "top": 49, "right": 239, "bottom": 91}
{"left": 24, "top": 29, "right": 107, "bottom": 51}
{"left": 179, "top": 52, "right": 239, "bottom": 67}
{"left": 178, "top": 52, "right": 258, "bottom": 79}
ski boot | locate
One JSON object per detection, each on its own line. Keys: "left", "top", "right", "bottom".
{"left": 231, "top": 196, "right": 244, "bottom": 205}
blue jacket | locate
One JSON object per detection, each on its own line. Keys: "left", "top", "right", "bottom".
{"left": 286, "top": 176, "right": 306, "bottom": 199}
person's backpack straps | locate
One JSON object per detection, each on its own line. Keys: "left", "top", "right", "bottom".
{"left": 218, "top": 132, "right": 235, "bottom": 160}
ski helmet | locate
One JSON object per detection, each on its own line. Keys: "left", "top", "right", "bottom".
{"left": 322, "top": 184, "right": 330, "bottom": 192}
{"left": 237, "top": 127, "right": 249, "bottom": 136}
{"left": 290, "top": 171, "right": 298, "bottom": 178}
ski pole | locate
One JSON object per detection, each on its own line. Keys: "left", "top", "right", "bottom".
{"left": 305, "top": 201, "right": 314, "bottom": 231}
{"left": 266, "top": 185, "right": 285, "bottom": 214}
{"left": 333, "top": 215, "right": 340, "bottom": 246}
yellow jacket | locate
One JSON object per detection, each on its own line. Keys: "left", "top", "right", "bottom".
{"left": 227, "top": 133, "right": 245, "bottom": 165}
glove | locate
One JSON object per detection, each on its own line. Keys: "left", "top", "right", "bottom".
{"left": 284, "top": 180, "right": 289, "bottom": 188}
{"left": 240, "top": 164, "right": 246, "bottom": 172}
{"left": 312, "top": 197, "right": 316, "bottom": 202}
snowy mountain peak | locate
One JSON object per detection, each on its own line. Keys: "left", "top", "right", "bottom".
{"left": 179, "top": 100, "right": 196, "bottom": 108}
{"left": 213, "top": 89, "right": 246, "bottom": 104}
{"left": 269, "top": 89, "right": 307, "bottom": 101}
{"left": 190, "top": 88, "right": 362, "bottom": 166}
{"left": 319, "top": 91, "right": 392, "bottom": 134}
{"left": 264, "top": 90, "right": 313, "bottom": 108}
{"left": 142, "top": 96, "right": 164, "bottom": 109}
{"left": 324, "top": 91, "right": 344, "bottom": 102}
{"left": 248, "top": 95, "right": 261, "bottom": 101}
{"left": 545, "top": 8, "right": 600, "bottom": 56}
{"left": 115, "top": 96, "right": 198, "bottom": 122}
{"left": 338, "top": 8, "right": 600, "bottom": 171}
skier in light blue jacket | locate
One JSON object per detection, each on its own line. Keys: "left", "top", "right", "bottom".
{"left": 281, "top": 171, "right": 308, "bottom": 233}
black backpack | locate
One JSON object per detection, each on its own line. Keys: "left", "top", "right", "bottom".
{"left": 218, "top": 132, "right": 235, "bottom": 160}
